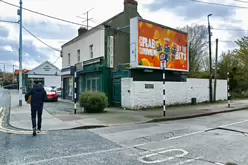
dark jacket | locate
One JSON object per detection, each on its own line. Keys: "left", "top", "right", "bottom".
{"left": 25, "top": 85, "right": 47, "bottom": 109}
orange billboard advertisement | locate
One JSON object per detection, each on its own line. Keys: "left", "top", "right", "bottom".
{"left": 130, "top": 17, "right": 189, "bottom": 72}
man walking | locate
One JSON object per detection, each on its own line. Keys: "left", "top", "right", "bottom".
{"left": 25, "top": 83, "right": 47, "bottom": 136}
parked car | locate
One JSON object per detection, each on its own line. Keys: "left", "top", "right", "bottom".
{"left": 4, "top": 84, "right": 18, "bottom": 89}
{"left": 55, "top": 87, "right": 62, "bottom": 97}
{"left": 44, "top": 87, "right": 58, "bottom": 102}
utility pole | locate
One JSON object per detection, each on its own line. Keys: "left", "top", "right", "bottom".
{"left": 18, "top": 0, "right": 23, "bottom": 106}
{"left": 76, "top": 8, "right": 93, "bottom": 29}
{"left": 3, "top": 64, "right": 5, "bottom": 82}
{"left": 214, "top": 38, "right": 218, "bottom": 101}
{"left": 13, "top": 65, "right": 15, "bottom": 83}
{"left": 208, "top": 14, "right": 213, "bottom": 103}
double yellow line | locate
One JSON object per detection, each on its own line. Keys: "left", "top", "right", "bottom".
{"left": 0, "top": 107, "right": 47, "bottom": 135}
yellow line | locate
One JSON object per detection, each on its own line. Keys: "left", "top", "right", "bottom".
{"left": 0, "top": 107, "right": 47, "bottom": 135}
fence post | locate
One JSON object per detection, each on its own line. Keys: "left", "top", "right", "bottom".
{"left": 74, "top": 66, "right": 77, "bottom": 114}
{"left": 227, "top": 72, "right": 231, "bottom": 108}
{"left": 162, "top": 61, "right": 166, "bottom": 116}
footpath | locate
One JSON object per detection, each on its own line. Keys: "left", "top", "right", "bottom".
{"left": 6, "top": 99, "right": 248, "bottom": 131}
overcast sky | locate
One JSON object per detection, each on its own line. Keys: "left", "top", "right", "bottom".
{"left": 0, "top": 0, "right": 247, "bottom": 72}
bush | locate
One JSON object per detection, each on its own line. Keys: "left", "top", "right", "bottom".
{"left": 79, "top": 92, "right": 108, "bottom": 113}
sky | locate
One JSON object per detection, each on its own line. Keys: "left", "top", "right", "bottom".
{"left": 0, "top": 0, "right": 247, "bottom": 73}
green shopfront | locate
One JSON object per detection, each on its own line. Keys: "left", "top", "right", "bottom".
{"left": 76, "top": 57, "right": 112, "bottom": 104}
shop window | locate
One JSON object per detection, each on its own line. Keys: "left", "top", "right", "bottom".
{"left": 86, "top": 79, "right": 91, "bottom": 91}
{"left": 92, "top": 79, "right": 96, "bottom": 91}
{"left": 79, "top": 76, "right": 84, "bottom": 94}
{"left": 84, "top": 73, "right": 101, "bottom": 92}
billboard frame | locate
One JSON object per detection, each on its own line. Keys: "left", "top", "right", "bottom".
{"left": 130, "top": 17, "right": 189, "bottom": 72}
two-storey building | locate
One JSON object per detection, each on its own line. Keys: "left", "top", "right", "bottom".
{"left": 61, "top": 0, "right": 141, "bottom": 103}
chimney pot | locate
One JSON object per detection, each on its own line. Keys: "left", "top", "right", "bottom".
{"left": 78, "top": 27, "right": 88, "bottom": 36}
{"left": 124, "top": 0, "right": 138, "bottom": 11}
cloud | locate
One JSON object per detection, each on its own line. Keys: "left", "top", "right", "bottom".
{"left": 0, "top": 25, "right": 9, "bottom": 37}
{"left": 143, "top": 0, "right": 236, "bottom": 21}
{"left": 22, "top": 19, "right": 78, "bottom": 40}
{"left": 2, "top": 45, "right": 14, "bottom": 52}
{"left": 0, "top": 17, "right": 64, "bottom": 70}
{"left": 214, "top": 24, "right": 248, "bottom": 49}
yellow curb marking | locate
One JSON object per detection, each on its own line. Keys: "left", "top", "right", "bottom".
{"left": 0, "top": 107, "right": 47, "bottom": 135}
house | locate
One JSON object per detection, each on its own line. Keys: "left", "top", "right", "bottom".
{"left": 61, "top": 0, "right": 141, "bottom": 102}
{"left": 61, "top": 0, "right": 187, "bottom": 106}
{"left": 24, "top": 61, "right": 61, "bottom": 91}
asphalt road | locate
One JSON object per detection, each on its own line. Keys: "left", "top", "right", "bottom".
{"left": 1, "top": 89, "right": 248, "bottom": 165}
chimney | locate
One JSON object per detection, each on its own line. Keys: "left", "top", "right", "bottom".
{"left": 78, "top": 27, "right": 88, "bottom": 36}
{"left": 124, "top": 0, "right": 138, "bottom": 12}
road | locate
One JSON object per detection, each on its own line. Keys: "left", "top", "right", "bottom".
{"left": 0, "top": 89, "right": 247, "bottom": 165}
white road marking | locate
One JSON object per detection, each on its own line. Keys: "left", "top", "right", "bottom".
{"left": 133, "top": 119, "right": 248, "bottom": 148}
{"left": 175, "top": 156, "right": 203, "bottom": 165}
{"left": 218, "top": 119, "right": 248, "bottom": 128}
{"left": 129, "top": 146, "right": 174, "bottom": 156}
{"left": 137, "top": 148, "right": 188, "bottom": 164}
{"left": 215, "top": 163, "right": 225, "bottom": 165}
{"left": 13, "top": 115, "right": 248, "bottom": 164}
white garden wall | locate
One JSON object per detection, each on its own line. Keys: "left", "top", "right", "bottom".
{"left": 121, "top": 78, "right": 227, "bottom": 109}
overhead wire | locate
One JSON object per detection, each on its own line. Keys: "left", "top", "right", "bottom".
{"left": 0, "top": 0, "right": 123, "bottom": 32}
{"left": 22, "top": 26, "right": 62, "bottom": 64}
{"left": 212, "top": 28, "right": 248, "bottom": 31}
{"left": 22, "top": 26, "right": 61, "bottom": 52}
{"left": 0, "top": 19, "right": 62, "bottom": 64}
{"left": 189, "top": 0, "right": 248, "bottom": 9}
{"left": 233, "top": 0, "right": 248, "bottom": 3}
{"left": 0, "top": 0, "right": 89, "bottom": 27}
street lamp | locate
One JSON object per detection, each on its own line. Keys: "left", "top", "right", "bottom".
{"left": 18, "top": 0, "right": 23, "bottom": 106}
{"left": 208, "top": 14, "right": 213, "bottom": 103}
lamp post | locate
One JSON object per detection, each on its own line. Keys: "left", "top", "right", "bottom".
{"left": 208, "top": 14, "right": 213, "bottom": 103}
{"left": 18, "top": 0, "right": 23, "bottom": 106}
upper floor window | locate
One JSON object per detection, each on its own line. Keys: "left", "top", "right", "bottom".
{"left": 89, "top": 44, "right": 93, "bottom": 58}
{"left": 77, "top": 49, "right": 80, "bottom": 62}
{"left": 68, "top": 53, "right": 70, "bottom": 65}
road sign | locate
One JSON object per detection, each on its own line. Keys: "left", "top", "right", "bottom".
{"left": 159, "top": 53, "right": 166, "bottom": 61}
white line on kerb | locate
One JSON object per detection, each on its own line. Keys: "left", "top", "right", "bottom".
{"left": 18, "top": 118, "right": 248, "bottom": 165}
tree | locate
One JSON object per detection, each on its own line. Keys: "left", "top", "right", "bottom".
{"left": 179, "top": 24, "right": 209, "bottom": 76}
{"left": 217, "top": 51, "right": 237, "bottom": 79}
{"left": 232, "top": 37, "right": 248, "bottom": 92}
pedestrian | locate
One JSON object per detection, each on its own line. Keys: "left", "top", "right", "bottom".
{"left": 25, "top": 83, "right": 47, "bottom": 136}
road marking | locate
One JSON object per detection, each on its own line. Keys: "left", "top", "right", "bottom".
{"left": 175, "top": 156, "right": 203, "bottom": 165}
{"left": 16, "top": 118, "right": 248, "bottom": 165}
{"left": 218, "top": 119, "right": 248, "bottom": 128}
{"left": 133, "top": 119, "right": 248, "bottom": 148}
{"left": 137, "top": 148, "right": 188, "bottom": 164}
{"left": 129, "top": 146, "right": 174, "bottom": 156}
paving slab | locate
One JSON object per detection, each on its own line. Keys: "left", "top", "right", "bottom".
{"left": 5, "top": 95, "right": 248, "bottom": 131}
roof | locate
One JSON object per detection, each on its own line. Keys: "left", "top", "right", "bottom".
{"left": 62, "top": 11, "right": 124, "bottom": 48}
{"left": 26, "top": 60, "right": 61, "bottom": 74}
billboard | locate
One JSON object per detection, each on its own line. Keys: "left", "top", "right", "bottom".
{"left": 130, "top": 17, "right": 189, "bottom": 72}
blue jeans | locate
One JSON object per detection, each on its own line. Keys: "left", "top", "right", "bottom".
{"left": 31, "top": 107, "right": 43, "bottom": 129}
